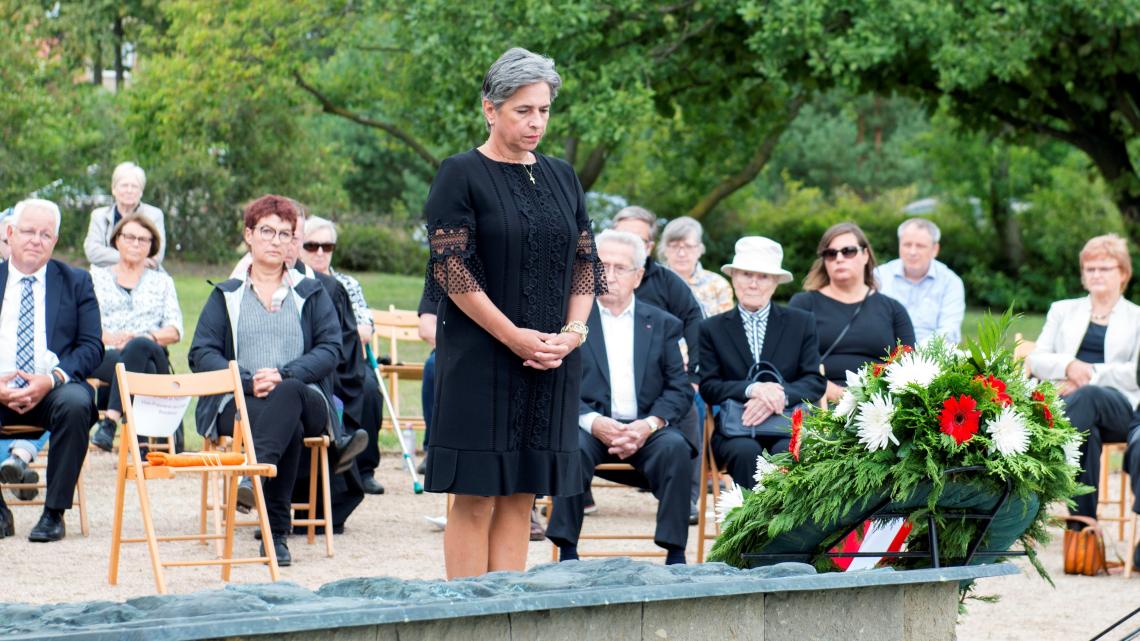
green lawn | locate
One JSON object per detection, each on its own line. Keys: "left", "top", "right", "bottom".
{"left": 164, "top": 266, "right": 1045, "bottom": 450}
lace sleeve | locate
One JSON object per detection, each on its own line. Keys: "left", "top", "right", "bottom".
{"left": 571, "top": 228, "right": 607, "bottom": 296}
{"left": 424, "top": 223, "right": 487, "bottom": 303}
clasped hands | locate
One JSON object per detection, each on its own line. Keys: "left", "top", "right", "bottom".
{"left": 1058, "top": 359, "right": 1095, "bottom": 397}
{"left": 508, "top": 328, "right": 580, "bottom": 370}
{"left": 743, "top": 382, "right": 786, "bottom": 427}
{"left": 0, "top": 371, "right": 53, "bottom": 414}
{"left": 251, "top": 368, "right": 282, "bottom": 398}
{"left": 592, "top": 417, "right": 653, "bottom": 460}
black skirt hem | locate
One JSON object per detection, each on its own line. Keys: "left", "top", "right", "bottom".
{"left": 424, "top": 446, "right": 582, "bottom": 497}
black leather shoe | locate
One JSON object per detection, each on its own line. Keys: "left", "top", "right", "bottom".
{"left": 332, "top": 430, "right": 369, "bottom": 475}
{"left": 0, "top": 455, "right": 27, "bottom": 484}
{"left": 416, "top": 457, "right": 427, "bottom": 476}
{"left": 28, "top": 511, "right": 65, "bottom": 542}
{"left": 236, "top": 478, "right": 255, "bottom": 514}
{"left": 361, "top": 475, "right": 385, "bottom": 495}
{"left": 1134, "top": 542, "right": 1140, "bottom": 571}
{"left": 0, "top": 504, "right": 13, "bottom": 538}
{"left": 14, "top": 469, "right": 39, "bottom": 501}
{"left": 689, "top": 501, "right": 699, "bottom": 526}
{"left": 90, "top": 418, "right": 117, "bottom": 452}
{"left": 260, "top": 534, "right": 291, "bottom": 567}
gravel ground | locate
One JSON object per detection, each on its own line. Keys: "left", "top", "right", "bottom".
{"left": 3, "top": 449, "right": 1139, "bottom": 639}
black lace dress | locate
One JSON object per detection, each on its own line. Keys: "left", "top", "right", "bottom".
{"left": 422, "top": 149, "right": 605, "bottom": 496}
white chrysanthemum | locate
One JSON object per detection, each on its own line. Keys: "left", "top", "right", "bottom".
{"left": 854, "top": 394, "right": 898, "bottom": 452}
{"left": 1063, "top": 436, "right": 1082, "bottom": 468}
{"left": 986, "top": 407, "right": 1030, "bottom": 456}
{"left": 752, "top": 456, "right": 779, "bottom": 491}
{"left": 845, "top": 369, "right": 864, "bottom": 392}
{"left": 884, "top": 352, "right": 941, "bottom": 394}
{"left": 834, "top": 389, "right": 857, "bottom": 419}
{"left": 715, "top": 481, "right": 744, "bottom": 524}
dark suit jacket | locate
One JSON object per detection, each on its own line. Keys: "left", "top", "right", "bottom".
{"left": 699, "top": 304, "right": 826, "bottom": 408}
{"left": 578, "top": 299, "right": 695, "bottom": 449}
{"left": 634, "top": 258, "right": 703, "bottom": 384}
{"left": 0, "top": 259, "right": 103, "bottom": 388}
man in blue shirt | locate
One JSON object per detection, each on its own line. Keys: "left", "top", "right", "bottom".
{"left": 874, "top": 218, "right": 965, "bottom": 345}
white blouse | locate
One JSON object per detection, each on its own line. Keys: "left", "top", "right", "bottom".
{"left": 92, "top": 266, "right": 184, "bottom": 339}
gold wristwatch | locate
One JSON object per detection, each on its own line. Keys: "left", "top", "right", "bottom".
{"left": 645, "top": 416, "right": 663, "bottom": 433}
{"left": 560, "top": 320, "right": 589, "bottom": 346}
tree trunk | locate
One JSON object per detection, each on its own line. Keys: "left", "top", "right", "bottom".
{"left": 91, "top": 38, "right": 103, "bottom": 86}
{"left": 577, "top": 145, "right": 608, "bottom": 192}
{"left": 988, "top": 146, "right": 1023, "bottom": 272}
{"left": 113, "top": 14, "right": 125, "bottom": 91}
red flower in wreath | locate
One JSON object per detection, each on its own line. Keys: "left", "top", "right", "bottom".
{"left": 975, "top": 374, "right": 1013, "bottom": 406}
{"left": 789, "top": 407, "right": 804, "bottom": 461}
{"left": 872, "top": 363, "right": 886, "bottom": 378}
{"left": 1031, "top": 390, "right": 1046, "bottom": 402}
{"left": 939, "top": 395, "right": 981, "bottom": 445}
{"left": 1041, "top": 404, "right": 1054, "bottom": 428}
{"left": 888, "top": 344, "right": 914, "bottom": 363}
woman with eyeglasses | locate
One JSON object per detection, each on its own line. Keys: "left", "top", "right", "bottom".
{"left": 789, "top": 222, "right": 915, "bottom": 404}
{"left": 659, "top": 216, "right": 733, "bottom": 318}
{"left": 1027, "top": 234, "right": 1140, "bottom": 524}
{"left": 89, "top": 214, "right": 183, "bottom": 451}
{"left": 189, "top": 195, "right": 342, "bottom": 566}
{"left": 300, "top": 216, "right": 374, "bottom": 346}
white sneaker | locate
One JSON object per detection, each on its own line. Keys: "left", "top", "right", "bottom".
{"left": 423, "top": 515, "right": 447, "bottom": 530}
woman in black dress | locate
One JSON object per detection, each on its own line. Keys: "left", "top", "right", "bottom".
{"left": 789, "top": 222, "right": 915, "bottom": 403}
{"left": 423, "top": 48, "right": 605, "bottom": 578}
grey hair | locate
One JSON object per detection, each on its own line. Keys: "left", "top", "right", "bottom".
{"left": 612, "top": 205, "right": 659, "bottom": 236}
{"left": 111, "top": 161, "right": 147, "bottom": 191}
{"left": 658, "top": 216, "right": 704, "bottom": 261}
{"left": 482, "top": 48, "right": 561, "bottom": 112}
{"left": 304, "top": 215, "right": 338, "bottom": 243}
{"left": 898, "top": 217, "right": 941, "bottom": 244}
{"left": 12, "top": 198, "right": 62, "bottom": 233}
{"left": 596, "top": 229, "right": 647, "bottom": 268}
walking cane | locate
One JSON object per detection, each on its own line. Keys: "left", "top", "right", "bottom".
{"left": 366, "top": 344, "right": 424, "bottom": 494}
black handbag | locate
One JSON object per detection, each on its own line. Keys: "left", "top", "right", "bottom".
{"left": 719, "top": 361, "right": 793, "bottom": 438}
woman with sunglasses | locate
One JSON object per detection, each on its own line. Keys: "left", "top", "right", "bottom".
{"left": 300, "top": 216, "right": 374, "bottom": 346}
{"left": 789, "top": 222, "right": 915, "bottom": 404}
{"left": 89, "top": 213, "right": 183, "bottom": 451}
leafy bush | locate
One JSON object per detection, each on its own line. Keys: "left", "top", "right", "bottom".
{"left": 334, "top": 223, "right": 427, "bottom": 276}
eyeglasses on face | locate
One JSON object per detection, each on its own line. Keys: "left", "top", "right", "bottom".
{"left": 665, "top": 241, "right": 700, "bottom": 254}
{"left": 255, "top": 225, "right": 294, "bottom": 243}
{"left": 302, "top": 241, "right": 336, "bottom": 253}
{"left": 820, "top": 245, "right": 862, "bottom": 261}
{"left": 733, "top": 271, "right": 774, "bottom": 283}
{"left": 600, "top": 262, "right": 639, "bottom": 277}
{"left": 119, "top": 232, "right": 153, "bottom": 246}
{"left": 1082, "top": 265, "right": 1119, "bottom": 275}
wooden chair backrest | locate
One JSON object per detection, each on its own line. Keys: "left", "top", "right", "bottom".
{"left": 371, "top": 305, "right": 422, "bottom": 364}
{"left": 1013, "top": 332, "right": 1036, "bottom": 362}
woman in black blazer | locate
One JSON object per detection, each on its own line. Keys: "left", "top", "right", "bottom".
{"left": 699, "top": 237, "right": 826, "bottom": 489}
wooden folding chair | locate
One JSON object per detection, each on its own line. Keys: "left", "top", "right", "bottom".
{"left": 547, "top": 462, "right": 668, "bottom": 561}
{"left": 1099, "top": 442, "right": 1132, "bottom": 541}
{"left": 696, "top": 412, "right": 730, "bottom": 563}
{"left": 108, "top": 362, "right": 279, "bottom": 594}
{"left": 371, "top": 305, "right": 427, "bottom": 434}
{"left": 1012, "top": 333, "right": 1036, "bottom": 365}
{"left": 0, "top": 425, "right": 90, "bottom": 536}
{"left": 86, "top": 377, "right": 178, "bottom": 455}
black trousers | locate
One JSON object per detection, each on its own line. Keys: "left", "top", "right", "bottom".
{"left": 1063, "top": 385, "right": 1135, "bottom": 519}
{"left": 92, "top": 337, "right": 172, "bottom": 414}
{"left": 1121, "top": 412, "right": 1140, "bottom": 514}
{"left": 546, "top": 427, "right": 695, "bottom": 550}
{"left": 218, "top": 379, "right": 327, "bottom": 534}
{"left": 0, "top": 385, "right": 94, "bottom": 511}
{"left": 352, "top": 367, "right": 383, "bottom": 478}
{"left": 711, "top": 430, "right": 790, "bottom": 491}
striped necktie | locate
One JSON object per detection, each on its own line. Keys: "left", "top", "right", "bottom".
{"left": 13, "top": 275, "right": 36, "bottom": 388}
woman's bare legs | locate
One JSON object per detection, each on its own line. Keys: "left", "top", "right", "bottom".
{"left": 444, "top": 494, "right": 495, "bottom": 578}
{"left": 487, "top": 493, "right": 536, "bottom": 572}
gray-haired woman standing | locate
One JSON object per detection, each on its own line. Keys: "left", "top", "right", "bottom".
{"left": 422, "top": 47, "right": 605, "bottom": 578}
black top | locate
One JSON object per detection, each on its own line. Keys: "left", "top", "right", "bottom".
{"left": 421, "top": 149, "right": 605, "bottom": 496}
{"left": 699, "top": 304, "right": 826, "bottom": 408}
{"left": 1076, "top": 322, "right": 1108, "bottom": 364}
{"left": 634, "top": 258, "right": 704, "bottom": 384}
{"left": 787, "top": 290, "right": 915, "bottom": 384}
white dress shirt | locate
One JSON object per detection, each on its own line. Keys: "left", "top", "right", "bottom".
{"left": 0, "top": 263, "right": 60, "bottom": 385}
{"left": 579, "top": 299, "right": 638, "bottom": 434}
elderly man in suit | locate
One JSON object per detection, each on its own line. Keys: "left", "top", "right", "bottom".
{"left": 0, "top": 199, "right": 103, "bottom": 541}
{"left": 545, "top": 230, "right": 695, "bottom": 565}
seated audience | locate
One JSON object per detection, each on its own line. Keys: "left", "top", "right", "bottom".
{"left": 659, "top": 216, "right": 734, "bottom": 318}
{"left": 89, "top": 214, "right": 183, "bottom": 452}
{"left": 85, "top": 162, "right": 166, "bottom": 269}
{"left": 299, "top": 215, "right": 383, "bottom": 496}
{"left": 1028, "top": 234, "right": 1140, "bottom": 522}
{"left": 545, "top": 230, "right": 695, "bottom": 564}
{"left": 189, "top": 195, "right": 344, "bottom": 565}
{"left": 874, "top": 218, "right": 965, "bottom": 345}
{"left": 0, "top": 199, "right": 102, "bottom": 542}
{"left": 789, "top": 222, "right": 915, "bottom": 403}
{"left": 699, "top": 237, "right": 826, "bottom": 489}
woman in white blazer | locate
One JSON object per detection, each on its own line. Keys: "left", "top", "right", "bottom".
{"left": 1028, "top": 234, "right": 1140, "bottom": 520}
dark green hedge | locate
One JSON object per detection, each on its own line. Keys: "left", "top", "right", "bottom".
{"left": 333, "top": 223, "right": 427, "bottom": 276}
